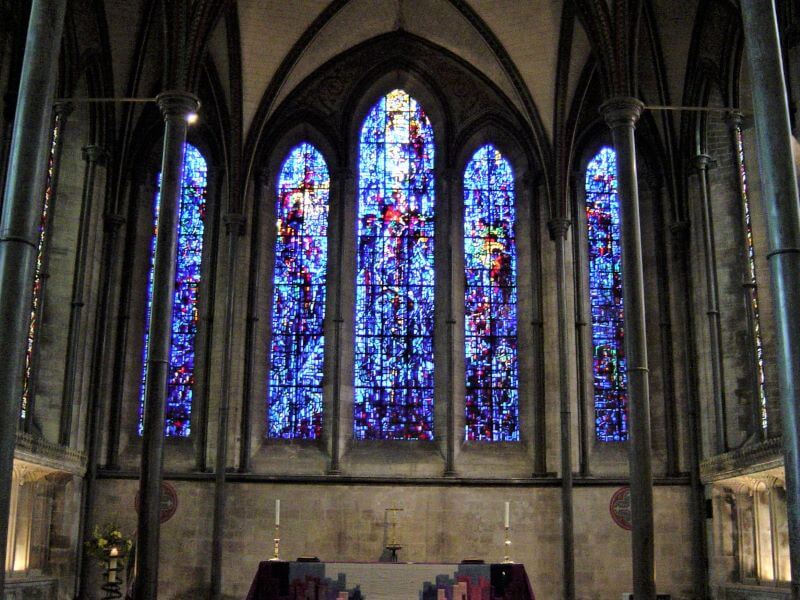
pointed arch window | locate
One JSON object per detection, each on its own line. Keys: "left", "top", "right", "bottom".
{"left": 463, "top": 144, "right": 519, "bottom": 441}
{"left": 138, "top": 143, "right": 207, "bottom": 437}
{"left": 267, "top": 143, "right": 330, "bottom": 439}
{"left": 586, "top": 147, "right": 627, "bottom": 442}
{"left": 354, "top": 89, "right": 435, "bottom": 440}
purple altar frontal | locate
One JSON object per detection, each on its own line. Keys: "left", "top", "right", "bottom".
{"left": 245, "top": 561, "right": 535, "bottom": 600}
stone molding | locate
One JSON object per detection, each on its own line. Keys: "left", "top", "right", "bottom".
{"left": 14, "top": 431, "right": 86, "bottom": 476}
{"left": 700, "top": 436, "right": 783, "bottom": 483}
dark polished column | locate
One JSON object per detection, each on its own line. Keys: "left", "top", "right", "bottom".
{"left": 530, "top": 178, "right": 548, "bottom": 476}
{"left": 0, "top": 0, "right": 67, "bottom": 591}
{"left": 211, "top": 213, "right": 244, "bottom": 600}
{"left": 239, "top": 169, "right": 267, "bottom": 473}
{"left": 134, "top": 90, "right": 199, "bottom": 600}
{"left": 670, "top": 219, "right": 709, "bottom": 599}
{"left": 694, "top": 154, "right": 728, "bottom": 453}
{"left": 77, "top": 211, "right": 126, "bottom": 600}
{"left": 59, "top": 144, "right": 107, "bottom": 446}
{"left": 739, "top": 2, "right": 800, "bottom": 597}
{"left": 600, "top": 97, "right": 655, "bottom": 600}
{"left": 548, "top": 218, "right": 574, "bottom": 600}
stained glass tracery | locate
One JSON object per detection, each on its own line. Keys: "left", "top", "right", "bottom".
{"left": 586, "top": 147, "right": 628, "bottom": 442}
{"left": 463, "top": 144, "right": 519, "bottom": 441}
{"left": 354, "top": 89, "right": 435, "bottom": 440}
{"left": 268, "top": 143, "right": 330, "bottom": 439}
{"left": 22, "top": 117, "right": 62, "bottom": 422}
{"left": 139, "top": 143, "right": 207, "bottom": 437}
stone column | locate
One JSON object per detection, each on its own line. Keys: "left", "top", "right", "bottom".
{"left": 600, "top": 97, "right": 655, "bottom": 600}
{"left": 548, "top": 217, "right": 574, "bottom": 600}
{"left": 239, "top": 169, "right": 268, "bottom": 472}
{"left": 59, "top": 144, "right": 106, "bottom": 446}
{"left": 0, "top": 0, "right": 67, "bottom": 591}
{"left": 694, "top": 154, "right": 728, "bottom": 453}
{"left": 211, "top": 213, "right": 244, "bottom": 599}
{"left": 77, "top": 212, "right": 125, "bottom": 600}
{"left": 134, "top": 90, "right": 199, "bottom": 600}
{"left": 740, "top": 2, "right": 800, "bottom": 597}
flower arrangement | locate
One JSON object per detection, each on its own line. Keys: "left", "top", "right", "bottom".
{"left": 84, "top": 523, "right": 132, "bottom": 565}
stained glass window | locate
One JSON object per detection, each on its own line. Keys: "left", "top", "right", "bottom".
{"left": 735, "top": 125, "right": 768, "bottom": 430}
{"left": 267, "top": 143, "right": 330, "bottom": 439}
{"left": 463, "top": 144, "right": 519, "bottom": 441}
{"left": 139, "top": 143, "right": 207, "bottom": 437}
{"left": 354, "top": 89, "right": 435, "bottom": 440}
{"left": 586, "top": 147, "right": 627, "bottom": 442}
{"left": 21, "top": 117, "right": 62, "bottom": 421}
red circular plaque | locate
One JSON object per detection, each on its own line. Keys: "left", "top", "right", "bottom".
{"left": 610, "top": 486, "right": 632, "bottom": 530}
{"left": 134, "top": 481, "right": 178, "bottom": 524}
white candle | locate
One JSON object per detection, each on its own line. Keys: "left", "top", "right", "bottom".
{"left": 504, "top": 501, "right": 510, "bottom": 528}
{"left": 275, "top": 499, "right": 280, "bottom": 526}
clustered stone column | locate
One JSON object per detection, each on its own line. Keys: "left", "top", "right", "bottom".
{"left": 211, "top": 213, "right": 244, "bottom": 599}
{"left": 694, "top": 153, "right": 728, "bottom": 453}
{"left": 548, "top": 217, "right": 575, "bottom": 600}
{"left": 0, "top": 0, "right": 68, "bottom": 592}
{"left": 600, "top": 96, "right": 655, "bottom": 600}
{"left": 739, "top": 2, "right": 800, "bottom": 598}
{"left": 59, "top": 144, "right": 107, "bottom": 446}
{"left": 134, "top": 90, "right": 199, "bottom": 600}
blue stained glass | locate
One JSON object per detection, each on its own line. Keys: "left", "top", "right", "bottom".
{"left": 354, "top": 89, "right": 435, "bottom": 440}
{"left": 139, "top": 143, "right": 207, "bottom": 437}
{"left": 268, "top": 143, "right": 330, "bottom": 439}
{"left": 586, "top": 147, "right": 627, "bottom": 442}
{"left": 463, "top": 145, "right": 519, "bottom": 441}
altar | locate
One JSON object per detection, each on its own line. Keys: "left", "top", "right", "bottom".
{"left": 245, "top": 560, "right": 535, "bottom": 599}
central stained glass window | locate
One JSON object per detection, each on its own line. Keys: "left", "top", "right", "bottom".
{"left": 586, "top": 147, "right": 628, "bottom": 442}
{"left": 354, "top": 89, "right": 435, "bottom": 440}
{"left": 139, "top": 143, "right": 207, "bottom": 437}
{"left": 268, "top": 143, "right": 329, "bottom": 439}
{"left": 463, "top": 144, "right": 519, "bottom": 441}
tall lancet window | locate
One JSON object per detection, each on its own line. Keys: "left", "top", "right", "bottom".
{"left": 586, "top": 147, "right": 627, "bottom": 441}
{"left": 22, "top": 117, "right": 62, "bottom": 422}
{"left": 267, "top": 143, "right": 330, "bottom": 439}
{"left": 139, "top": 143, "right": 207, "bottom": 437}
{"left": 463, "top": 145, "right": 519, "bottom": 441}
{"left": 354, "top": 89, "right": 435, "bottom": 440}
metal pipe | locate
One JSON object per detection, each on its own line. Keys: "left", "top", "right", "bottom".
{"left": 601, "top": 96, "right": 655, "bottom": 600}
{"left": 548, "top": 218, "right": 575, "bottom": 600}
{"left": 739, "top": 2, "right": 800, "bottom": 597}
{"left": 59, "top": 144, "right": 106, "bottom": 446}
{"left": 0, "top": 0, "right": 67, "bottom": 591}
{"left": 210, "top": 214, "right": 243, "bottom": 599}
{"left": 134, "top": 90, "right": 198, "bottom": 600}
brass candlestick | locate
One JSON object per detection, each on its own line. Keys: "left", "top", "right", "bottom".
{"left": 502, "top": 526, "right": 513, "bottom": 564}
{"left": 385, "top": 507, "right": 404, "bottom": 562}
{"left": 269, "top": 524, "right": 281, "bottom": 561}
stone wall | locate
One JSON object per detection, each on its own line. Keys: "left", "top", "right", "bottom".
{"left": 92, "top": 479, "right": 693, "bottom": 600}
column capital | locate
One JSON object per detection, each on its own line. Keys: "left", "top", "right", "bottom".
{"left": 53, "top": 100, "right": 74, "bottom": 119}
{"left": 725, "top": 110, "right": 744, "bottom": 130}
{"left": 223, "top": 213, "right": 246, "bottom": 236}
{"left": 693, "top": 154, "right": 715, "bottom": 171}
{"left": 81, "top": 144, "right": 108, "bottom": 165}
{"left": 547, "top": 218, "right": 571, "bottom": 241}
{"left": 600, "top": 97, "right": 645, "bottom": 129}
{"left": 155, "top": 91, "right": 200, "bottom": 120}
